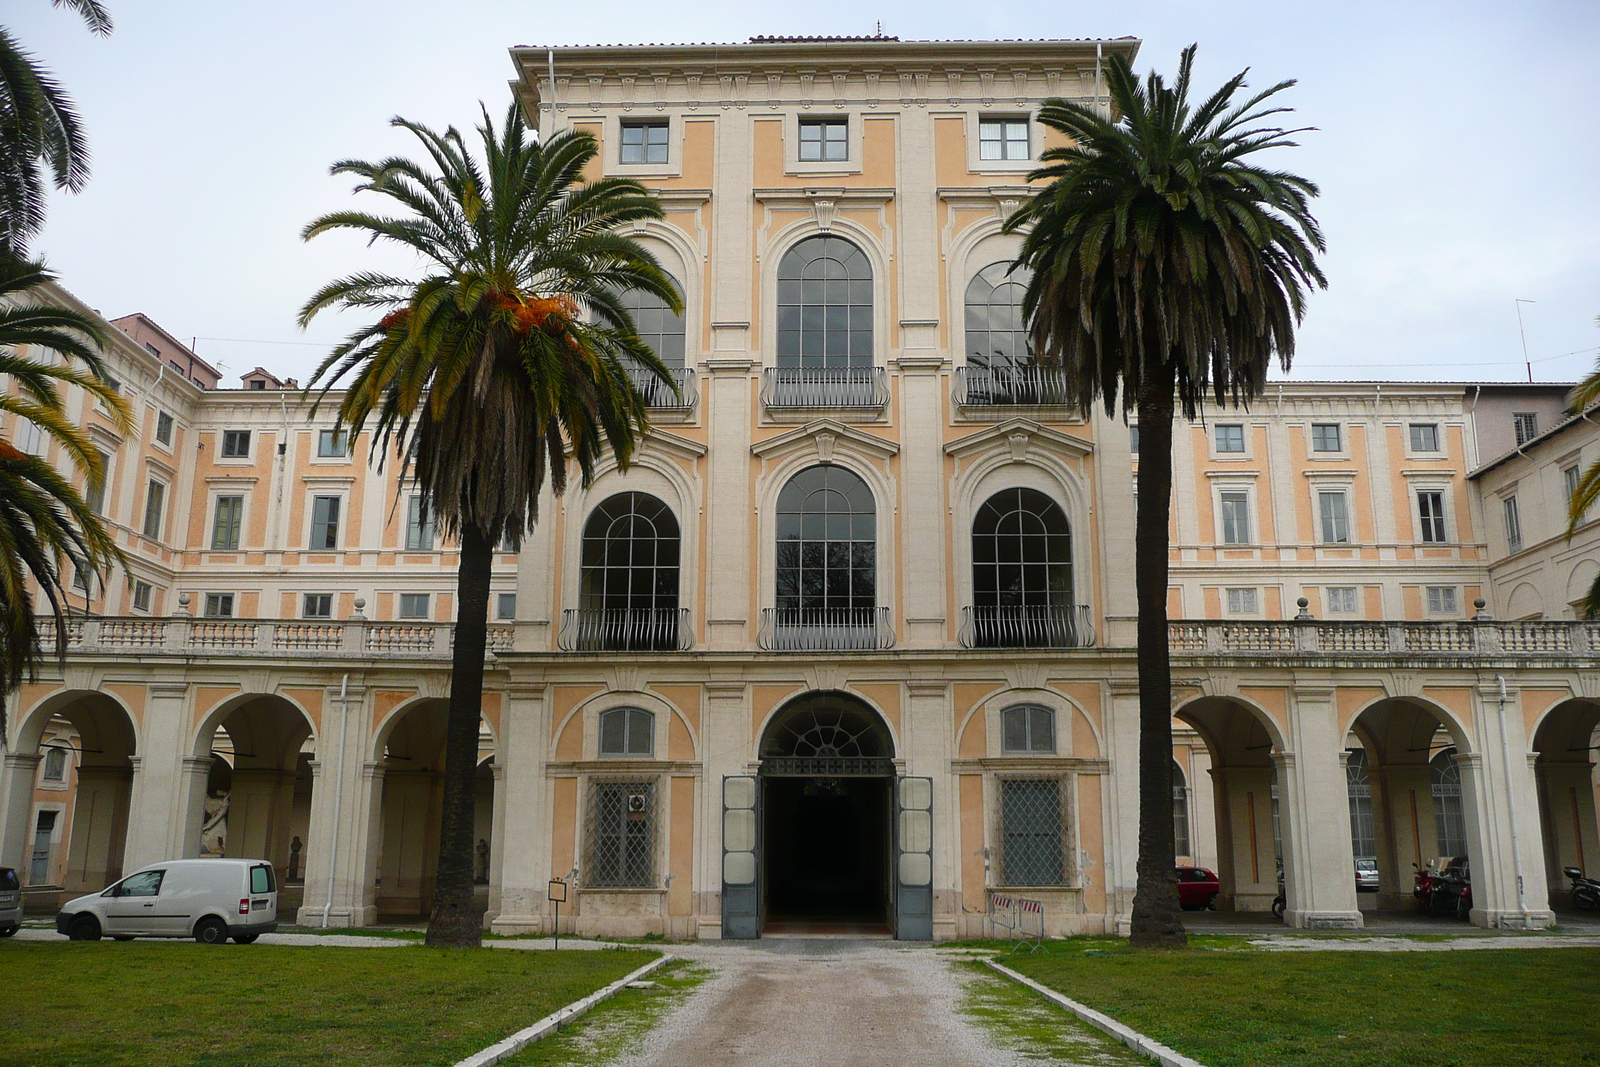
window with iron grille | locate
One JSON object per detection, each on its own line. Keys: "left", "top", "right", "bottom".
{"left": 1310, "top": 423, "right": 1341, "bottom": 452}
{"left": 1416, "top": 490, "right": 1448, "bottom": 543}
{"left": 620, "top": 120, "right": 669, "bottom": 164}
{"left": 598, "top": 708, "right": 654, "bottom": 758}
{"left": 310, "top": 496, "right": 341, "bottom": 549}
{"left": 798, "top": 118, "right": 848, "bottom": 161}
{"left": 998, "top": 777, "right": 1067, "bottom": 886}
{"left": 586, "top": 779, "right": 657, "bottom": 887}
{"left": 211, "top": 495, "right": 243, "bottom": 551}
{"left": 1000, "top": 704, "right": 1055, "bottom": 754}
{"left": 1513, "top": 412, "right": 1538, "bottom": 446}
{"left": 220, "top": 429, "right": 251, "bottom": 458}
{"left": 978, "top": 118, "right": 1029, "bottom": 160}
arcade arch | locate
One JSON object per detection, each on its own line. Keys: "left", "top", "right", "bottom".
{"left": 1531, "top": 699, "right": 1600, "bottom": 910}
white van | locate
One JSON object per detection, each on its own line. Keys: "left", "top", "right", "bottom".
{"left": 55, "top": 858, "right": 278, "bottom": 944}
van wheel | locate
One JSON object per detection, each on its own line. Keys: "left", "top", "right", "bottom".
{"left": 112, "top": 935, "right": 135, "bottom": 942}
{"left": 232, "top": 934, "right": 259, "bottom": 944}
{"left": 68, "top": 914, "right": 101, "bottom": 941}
{"left": 194, "top": 917, "right": 229, "bottom": 945}
{"left": 0, "top": 924, "right": 18, "bottom": 937}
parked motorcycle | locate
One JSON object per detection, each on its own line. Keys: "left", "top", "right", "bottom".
{"left": 1271, "top": 868, "right": 1286, "bottom": 920}
{"left": 1564, "top": 867, "right": 1600, "bottom": 910}
{"left": 1429, "top": 858, "right": 1472, "bottom": 920}
{"left": 1413, "top": 859, "right": 1440, "bottom": 905}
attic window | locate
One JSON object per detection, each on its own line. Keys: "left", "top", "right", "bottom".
{"left": 249, "top": 379, "right": 266, "bottom": 390}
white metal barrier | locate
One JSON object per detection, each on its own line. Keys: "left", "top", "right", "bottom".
{"left": 987, "top": 893, "right": 1045, "bottom": 952}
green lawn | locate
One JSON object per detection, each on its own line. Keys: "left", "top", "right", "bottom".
{"left": 1006, "top": 942, "right": 1600, "bottom": 1067}
{"left": 0, "top": 941, "right": 656, "bottom": 1067}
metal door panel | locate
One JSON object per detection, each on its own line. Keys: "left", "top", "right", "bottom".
{"left": 721, "top": 775, "right": 761, "bottom": 939}
{"left": 895, "top": 776, "right": 934, "bottom": 941}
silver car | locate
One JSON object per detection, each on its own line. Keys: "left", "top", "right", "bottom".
{"left": 1355, "top": 858, "right": 1380, "bottom": 892}
{"left": 0, "top": 866, "right": 21, "bottom": 935}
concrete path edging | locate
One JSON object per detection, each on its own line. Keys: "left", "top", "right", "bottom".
{"left": 451, "top": 953, "right": 674, "bottom": 1067}
{"left": 983, "top": 959, "right": 1208, "bottom": 1067}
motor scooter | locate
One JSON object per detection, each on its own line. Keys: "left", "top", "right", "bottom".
{"left": 1429, "top": 858, "right": 1472, "bottom": 920}
{"left": 1564, "top": 867, "right": 1600, "bottom": 910}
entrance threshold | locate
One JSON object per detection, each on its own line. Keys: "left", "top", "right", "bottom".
{"left": 762, "top": 919, "right": 893, "bottom": 938}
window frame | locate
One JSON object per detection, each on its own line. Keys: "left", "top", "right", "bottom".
{"left": 774, "top": 465, "right": 878, "bottom": 618}
{"left": 85, "top": 448, "right": 110, "bottom": 515}
{"left": 1512, "top": 412, "right": 1539, "bottom": 447}
{"left": 211, "top": 494, "right": 244, "bottom": 551}
{"left": 41, "top": 745, "right": 68, "bottom": 782}
{"left": 774, "top": 234, "right": 875, "bottom": 372}
{"left": 1325, "top": 586, "right": 1360, "bottom": 615}
{"left": 219, "top": 429, "right": 252, "bottom": 459}
{"left": 1502, "top": 494, "right": 1523, "bottom": 553}
{"left": 202, "top": 592, "right": 236, "bottom": 618}
{"left": 1213, "top": 423, "right": 1247, "bottom": 455}
{"left": 619, "top": 119, "right": 670, "bottom": 165}
{"left": 1415, "top": 488, "right": 1450, "bottom": 544}
{"left": 996, "top": 775, "right": 1069, "bottom": 887}
{"left": 316, "top": 429, "right": 351, "bottom": 459}
{"left": 309, "top": 494, "right": 342, "bottom": 551}
{"left": 597, "top": 707, "right": 655, "bottom": 759}
{"left": 978, "top": 116, "right": 1031, "bottom": 162}
{"left": 1424, "top": 585, "right": 1459, "bottom": 615}
{"left": 397, "top": 593, "right": 430, "bottom": 620}
{"left": 154, "top": 410, "right": 175, "bottom": 447}
{"left": 797, "top": 117, "right": 850, "bottom": 162}
{"left": 999, "top": 704, "right": 1056, "bottom": 755}
{"left": 131, "top": 580, "right": 154, "bottom": 613}
{"left": 142, "top": 479, "right": 166, "bottom": 540}
{"left": 1225, "top": 586, "right": 1261, "bottom": 616}
{"left": 301, "top": 593, "right": 334, "bottom": 620}
{"left": 1317, "top": 488, "right": 1352, "bottom": 545}
{"left": 496, "top": 592, "right": 517, "bottom": 620}
{"left": 1408, "top": 423, "right": 1441, "bottom": 454}
{"left": 1309, "top": 422, "right": 1342, "bottom": 454}
{"left": 1217, "top": 487, "right": 1253, "bottom": 546}
{"left": 404, "top": 495, "right": 435, "bottom": 551}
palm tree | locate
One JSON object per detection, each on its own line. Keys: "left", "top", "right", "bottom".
{"left": 0, "top": 253, "right": 130, "bottom": 728}
{"left": 300, "top": 101, "right": 680, "bottom": 949}
{"left": 1006, "top": 46, "right": 1326, "bottom": 947}
{"left": 0, "top": 0, "right": 113, "bottom": 254}
{"left": 1567, "top": 336, "right": 1600, "bottom": 618}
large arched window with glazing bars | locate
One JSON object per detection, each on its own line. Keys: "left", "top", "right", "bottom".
{"left": 614, "top": 273, "right": 694, "bottom": 410}
{"left": 765, "top": 235, "right": 887, "bottom": 409}
{"left": 561, "top": 492, "right": 687, "bottom": 650}
{"left": 954, "top": 262, "right": 1067, "bottom": 407}
{"left": 962, "top": 487, "right": 1092, "bottom": 648}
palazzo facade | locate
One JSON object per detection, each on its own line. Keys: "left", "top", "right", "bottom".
{"left": 3, "top": 37, "right": 1598, "bottom": 939}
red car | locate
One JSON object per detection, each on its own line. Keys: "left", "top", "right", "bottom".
{"left": 1175, "top": 866, "right": 1220, "bottom": 910}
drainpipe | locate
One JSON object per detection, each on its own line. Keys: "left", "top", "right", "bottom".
{"left": 321, "top": 673, "right": 350, "bottom": 927}
{"left": 1494, "top": 674, "right": 1530, "bottom": 925}
{"left": 1094, "top": 43, "right": 1103, "bottom": 116}
{"left": 546, "top": 48, "right": 558, "bottom": 135}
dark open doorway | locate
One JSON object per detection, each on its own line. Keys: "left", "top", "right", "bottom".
{"left": 764, "top": 775, "right": 890, "bottom": 927}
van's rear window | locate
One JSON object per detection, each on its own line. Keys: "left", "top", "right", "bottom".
{"left": 250, "top": 865, "right": 275, "bottom": 894}
{"left": 0, "top": 868, "right": 19, "bottom": 891}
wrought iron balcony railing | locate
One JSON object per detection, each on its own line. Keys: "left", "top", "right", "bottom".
{"left": 953, "top": 365, "right": 1072, "bottom": 408}
{"left": 761, "top": 367, "right": 889, "bottom": 410}
{"left": 757, "top": 606, "right": 895, "bottom": 650}
{"left": 627, "top": 366, "right": 697, "bottom": 411}
{"left": 959, "top": 605, "right": 1096, "bottom": 649}
{"left": 557, "top": 607, "right": 692, "bottom": 651}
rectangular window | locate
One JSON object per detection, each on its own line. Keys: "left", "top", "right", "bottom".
{"left": 586, "top": 780, "right": 656, "bottom": 888}
{"left": 131, "top": 580, "right": 153, "bottom": 612}
{"left": 316, "top": 429, "right": 349, "bottom": 457}
{"left": 1513, "top": 412, "right": 1539, "bottom": 446}
{"left": 72, "top": 568, "right": 90, "bottom": 593}
{"left": 103, "top": 373, "right": 121, "bottom": 395}
{"left": 220, "top": 429, "right": 251, "bottom": 458}
{"left": 798, "top": 118, "right": 848, "bottom": 161}
{"left": 16, "top": 417, "right": 44, "bottom": 456}
{"left": 1326, "top": 586, "right": 1359, "bottom": 614}
{"left": 1503, "top": 495, "right": 1523, "bottom": 552}
{"left": 1426, "top": 586, "right": 1458, "bottom": 614}
{"left": 1409, "top": 423, "right": 1440, "bottom": 452}
{"left": 310, "top": 496, "right": 341, "bottom": 550}
{"left": 1219, "top": 490, "right": 1251, "bottom": 545}
{"left": 142, "top": 480, "right": 165, "bottom": 539}
{"left": 1564, "top": 465, "right": 1581, "bottom": 504}
{"left": 211, "top": 495, "right": 243, "bottom": 551}
{"left": 203, "top": 592, "right": 235, "bottom": 618}
{"left": 248, "top": 379, "right": 266, "bottom": 390}
{"left": 155, "top": 411, "right": 174, "bottom": 446}
{"left": 999, "top": 778, "right": 1065, "bottom": 886}
{"left": 496, "top": 593, "right": 517, "bottom": 620}
{"left": 620, "top": 120, "right": 669, "bottom": 164}
{"left": 1318, "top": 490, "right": 1351, "bottom": 544}
{"left": 302, "top": 593, "right": 333, "bottom": 619}
{"left": 1416, "top": 490, "right": 1447, "bottom": 543}
{"left": 978, "top": 118, "right": 1030, "bottom": 160}
{"left": 42, "top": 746, "right": 67, "bottom": 781}
{"left": 1215, "top": 424, "right": 1245, "bottom": 453}
{"left": 1226, "top": 587, "right": 1260, "bottom": 614}
{"left": 1310, "top": 423, "right": 1341, "bottom": 452}
{"left": 1128, "top": 424, "right": 1139, "bottom": 454}
{"left": 398, "top": 593, "right": 429, "bottom": 619}
{"left": 404, "top": 495, "right": 434, "bottom": 551}
{"left": 85, "top": 450, "right": 108, "bottom": 515}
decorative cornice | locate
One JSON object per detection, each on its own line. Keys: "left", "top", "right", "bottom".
{"left": 750, "top": 418, "right": 900, "bottom": 461}
{"left": 943, "top": 418, "right": 1093, "bottom": 461}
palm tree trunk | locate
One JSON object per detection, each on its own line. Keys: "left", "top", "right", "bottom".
{"left": 1129, "top": 368, "right": 1187, "bottom": 947}
{"left": 425, "top": 520, "right": 493, "bottom": 948}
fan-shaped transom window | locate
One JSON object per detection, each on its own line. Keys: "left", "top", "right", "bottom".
{"left": 776, "top": 466, "right": 876, "bottom": 616}
{"left": 1000, "top": 704, "right": 1056, "bottom": 754}
{"left": 964, "top": 262, "right": 1033, "bottom": 370}
{"left": 776, "top": 236, "right": 873, "bottom": 369}
{"left": 970, "top": 488, "right": 1079, "bottom": 647}
{"left": 598, "top": 707, "right": 654, "bottom": 758}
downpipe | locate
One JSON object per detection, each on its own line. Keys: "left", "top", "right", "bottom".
{"left": 1495, "top": 674, "right": 1531, "bottom": 926}
{"left": 322, "top": 673, "right": 350, "bottom": 928}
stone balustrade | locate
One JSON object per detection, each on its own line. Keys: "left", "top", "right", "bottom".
{"left": 38, "top": 617, "right": 516, "bottom": 659}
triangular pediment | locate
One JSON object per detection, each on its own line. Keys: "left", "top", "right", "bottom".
{"left": 750, "top": 418, "right": 900, "bottom": 461}
{"left": 943, "top": 418, "right": 1095, "bottom": 461}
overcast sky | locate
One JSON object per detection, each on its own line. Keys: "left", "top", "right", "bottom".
{"left": 10, "top": 0, "right": 1598, "bottom": 387}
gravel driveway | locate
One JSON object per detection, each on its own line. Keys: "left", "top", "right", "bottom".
{"left": 604, "top": 939, "right": 1136, "bottom": 1067}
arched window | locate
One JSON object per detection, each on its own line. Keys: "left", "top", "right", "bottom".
{"left": 969, "top": 488, "right": 1080, "bottom": 647}
{"left": 770, "top": 466, "right": 880, "bottom": 648}
{"left": 964, "top": 261, "right": 1032, "bottom": 371}
{"left": 598, "top": 707, "right": 654, "bottom": 758}
{"left": 1173, "top": 761, "right": 1191, "bottom": 858}
{"left": 617, "top": 275, "right": 687, "bottom": 407}
{"left": 776, "top": 236, "right": 872, "bottom": 369}
{"left": 1346, "top": 748, "right": 1376, "bottom": 859}
{"left": 1000, "top": 704, "right": 1055, "bottom": 754}
{"left": 574, "top": 492, "right": 681, "bottom": 650}
{"left": 1430, "top": 748, "right": 1468, "bottom": 857}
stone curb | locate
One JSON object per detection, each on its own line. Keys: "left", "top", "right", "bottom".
{"left": 451, "top": 953, "right": 674, "bottom": 1067}
{"left": 983, "top": 959, "right": 1208, "bottom": 1067}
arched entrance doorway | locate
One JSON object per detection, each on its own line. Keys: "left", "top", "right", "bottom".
{"left": 759, "top": 691, "right": 895, "bottom": 934}
{"left": 1532, "top": 699, "right": 1600, "bottom": 913}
